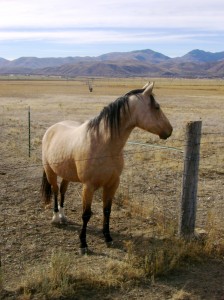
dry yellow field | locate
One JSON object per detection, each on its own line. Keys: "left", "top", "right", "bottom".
{"left": 0, "top": 77, "right": 224, "bottom": 299}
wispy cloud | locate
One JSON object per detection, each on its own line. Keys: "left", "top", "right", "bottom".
{"left": 0, "top": 29, "right": 221, "bottom": 44}
{"left": 1, "top": 0, "right": 223, "bottom": 29}
{"left": 0, "top": 0, "right": 223, "bottom": 58}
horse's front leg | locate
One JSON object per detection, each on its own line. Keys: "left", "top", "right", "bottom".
{"left": 79, "top": 184, "right": 94, "bottom": 254}
{"left": 103, "top": 179, "right": 120, "bottom": 247}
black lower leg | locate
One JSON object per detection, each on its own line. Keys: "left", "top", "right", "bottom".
{"left": 79, "top": 211, "right": 92, "bottom": 249}
{"left": 60, "top": 194, "right": 65, "bottom": 208}
{"left": 103, "top": 207, "right": 112, "bottom": 243}
{"left": 54, "top": 194, "right": 59, "bottom": 213}
{"left": 60, "top": 180, "right": 68, "bottom": 208}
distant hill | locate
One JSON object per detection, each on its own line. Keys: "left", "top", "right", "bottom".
{"left": 179, "top": 49, "right": 224, "bottom": 63}
{"left": 0, "top": 49, "right": 224, "bottom": 78}
{"left": 98, "top": 49, "right": 170, "bottom": 63}
{"left": 0, "top": 56, "right": 95, "bottom": 69}
{"left": 0, "top": 57, "right": 9, "bottom": 66}
{"left": 34, "top": 61, "right": 165, "bottom": 77}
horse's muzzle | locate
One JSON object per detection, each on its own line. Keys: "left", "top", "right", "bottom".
{"left": 159, "top": 128, "right": 173, "bottom": 140}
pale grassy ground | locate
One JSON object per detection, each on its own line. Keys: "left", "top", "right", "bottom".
{"left": 0, "top": 77, "right": 224, "bottom": 299}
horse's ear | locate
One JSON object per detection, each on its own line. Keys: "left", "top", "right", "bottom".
{"left": 142, "top": 82, "right": 150, "bottom": 89}
{"left": 143, "top": 82, "right": 154, "bottom": 96}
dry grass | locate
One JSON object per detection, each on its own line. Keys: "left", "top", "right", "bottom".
{"left": 172, "top": 289, "right": 192, "bottom": 300}
{"left": 20, "top": 249, "right": 75, "bottom": 299}
{"left": 18, "top": 248, "right": 144, "bottom": 299}
{"left": 128, "top": 208, "right": 224, "bottom": 280}
{"left": 15, "top": 220, "right": 223, "bottom": 299}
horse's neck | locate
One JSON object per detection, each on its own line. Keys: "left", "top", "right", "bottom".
{"left": 106, "top": 115, "right": 134, "bottom": 154}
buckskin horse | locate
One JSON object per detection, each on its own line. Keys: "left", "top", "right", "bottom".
{"left": 41, "top": 82, "right": 173, "bottom": 253}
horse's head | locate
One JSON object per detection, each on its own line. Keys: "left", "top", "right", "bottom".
{"left": 130, "top": 82, "right": 173, "bottom": 139}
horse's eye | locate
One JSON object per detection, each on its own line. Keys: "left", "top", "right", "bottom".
{"left": 156, "top": 104, "right": 160, "bottom": 110}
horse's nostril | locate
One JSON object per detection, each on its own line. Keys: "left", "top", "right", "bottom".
{"left": 160, "top": 132, "right": 172, "bottom": 140}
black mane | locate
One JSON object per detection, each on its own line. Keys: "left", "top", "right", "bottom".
{"left": 87, "top": 88, "right": 145, "bottom": 138}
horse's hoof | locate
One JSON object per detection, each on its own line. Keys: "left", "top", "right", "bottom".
{"left": 51, "top": 219, "right": 61, "bottom": 226}
{"left": 79, "top": 247, "right": 88, "bottom": 255}
{"left": 60, "top": 216, "right": 68, "bottom": 225}
{"left": 106, "top": 241, "right": 114, "bottom": 248}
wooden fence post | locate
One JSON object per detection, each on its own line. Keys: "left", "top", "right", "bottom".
{"left": 28, "top": 106, "right": 31, "bottom": 157}
{"left": 179, "top": 121, "right": 202, "bottom": 238}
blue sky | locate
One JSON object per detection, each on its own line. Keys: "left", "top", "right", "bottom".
{"left": 0, "top": 0, "right": 224, "bottom": 60}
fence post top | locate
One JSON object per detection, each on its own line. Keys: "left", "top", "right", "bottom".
{"left": 187, "top": 120, "right": 202, "bottom": 125}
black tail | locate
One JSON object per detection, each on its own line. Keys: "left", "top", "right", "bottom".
{"left": 41, "top": 170, "right": 52, "bottom": 206}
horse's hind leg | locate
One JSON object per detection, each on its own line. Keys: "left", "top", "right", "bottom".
{"left": 103, "top": 179, "right": 120, "bottom": 246}
{"left": 79, "top": 184, "right": 94, "bottom": 254}
{"left": 46, "top": 172, "right": 60, "bottom": 225}
{"left": 59, "top": 179, "right": 69, "bottom": 224}
{"left": 43, "top": 166, "right": 61, "bottom": 224}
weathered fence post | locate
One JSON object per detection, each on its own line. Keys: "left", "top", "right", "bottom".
{"left": 179, "top": 121, "right": 202, "bottom": 239}
{"left": 28, "top": 106, "right": 31, "bottom": 157}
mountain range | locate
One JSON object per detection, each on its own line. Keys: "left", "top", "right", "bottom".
{"left": 0, "top": 49, "right": 224, "bottom": 78}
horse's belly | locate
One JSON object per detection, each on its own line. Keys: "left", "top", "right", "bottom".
{"left": 76, "top": 157, "right": 123, "bottom": 187}
{"left": 49, "top": 158, "right": 81, "bottom": 182}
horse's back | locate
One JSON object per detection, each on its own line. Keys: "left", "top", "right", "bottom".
{"left": 58, "top": 120, "right": 83, "bottom": 128}
{"left": 43, "top": 120, "right": 85, "bottom": 143}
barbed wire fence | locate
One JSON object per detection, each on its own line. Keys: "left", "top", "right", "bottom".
{"left": 0, "top": 106, "right": 224, "bottom": 290}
